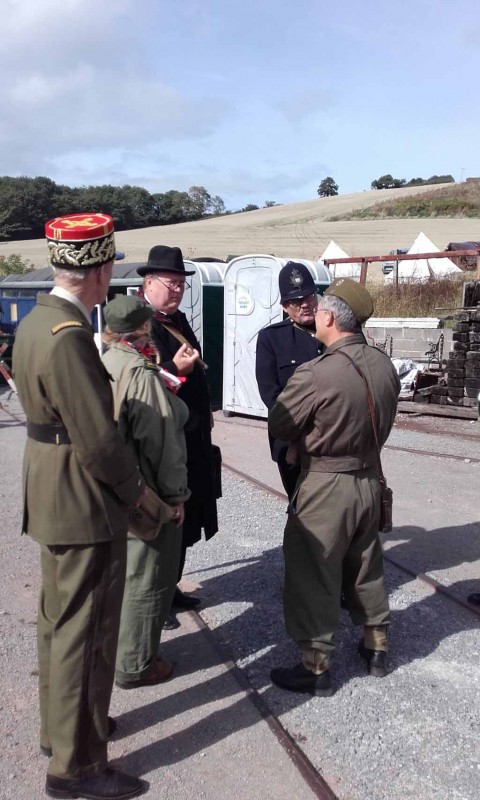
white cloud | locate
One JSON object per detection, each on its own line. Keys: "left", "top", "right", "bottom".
{"left": 0, "top": 0, "right": 229, "bottom": 175}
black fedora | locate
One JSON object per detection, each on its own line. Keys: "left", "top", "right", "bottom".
{"left": 137, "top": 245, "right": 195, "bottom": 277}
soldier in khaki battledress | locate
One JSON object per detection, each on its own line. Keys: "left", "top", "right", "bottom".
{"left": 268, "top": 279, "right": 400, "bottom": 696}
{"left": 13, "top": 214, "right": 145, "bottom": 799}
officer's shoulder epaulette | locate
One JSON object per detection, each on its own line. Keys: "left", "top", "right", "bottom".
{"left": 51, "top": 321, "right": 85, "bottom": 335}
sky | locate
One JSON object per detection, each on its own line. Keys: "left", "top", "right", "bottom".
{"left": 1, "top": 0, "right": 479, "bottom": 210}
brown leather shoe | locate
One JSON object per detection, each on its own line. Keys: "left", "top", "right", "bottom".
{"left": 45, "top": 767, "right": 145, "bottom": 799}
{"left": 41, "top": 717, "right": 117, "bottom": 757}
{"left": 115, "top": 657, "right": 174, "bottom": 689}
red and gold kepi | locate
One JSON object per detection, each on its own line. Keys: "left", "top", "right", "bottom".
{"left": 45, "top": 213, "right": 116, "bottom": 269}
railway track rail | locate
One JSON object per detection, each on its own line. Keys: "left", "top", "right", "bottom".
{"left": 222, "top": 461, "right": 480, "bottom": 620}
{"left": 192, "top": 611, "right": 339, "bottom": 800}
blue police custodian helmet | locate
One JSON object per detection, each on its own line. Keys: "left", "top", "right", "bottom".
{"left": 279, "top": 261, "right": 316, "bottom": 304}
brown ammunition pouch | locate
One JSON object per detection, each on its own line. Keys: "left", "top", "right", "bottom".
{"left": 379, "top": 480, "right": 393, "bottom": 534}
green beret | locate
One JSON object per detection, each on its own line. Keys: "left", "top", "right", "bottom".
{"left": 324, "top": 278, "right": 374, "bottom": 324}
{"left": 104, "top": 295, "right": 153, "bottom": 333}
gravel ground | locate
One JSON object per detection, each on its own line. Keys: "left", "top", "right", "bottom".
{"left": 187, "top": 473, "right": 479, "bottom": 800}
{"left": 1, "top": 387, "right": 479, "bottom": 800}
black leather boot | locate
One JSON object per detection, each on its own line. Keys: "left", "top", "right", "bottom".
{"left": 45, "top": 767, "right": 145, "bottom": 799}
{"left": 358, "top": 641, "right": 387, "bottom": 677}
{"left": 172, "top": 587, "right": 201, "bottom": 609}
{"left": 270, "top": 663, "right": 334, "bottom": 696}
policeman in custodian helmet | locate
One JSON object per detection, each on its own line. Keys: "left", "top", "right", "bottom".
{"left": 255, "top": 261, "right": 323, "bottom": 498}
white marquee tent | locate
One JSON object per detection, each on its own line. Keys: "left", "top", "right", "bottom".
{"left": 319, "top": 240, "right": 361, "bottom": 280}
{"left": 394, "top": 232, "right": 462, "bottom": 281}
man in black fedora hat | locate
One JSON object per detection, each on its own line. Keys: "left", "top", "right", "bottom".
{"left": 255, "top": 261, "right": 323, "bottom": 498}
{"left": 138, "top": 245, "right": 219, "bottom": 626}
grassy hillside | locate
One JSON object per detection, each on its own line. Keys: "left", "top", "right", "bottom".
{"left": 327, "top": 181, "right": 480, "bottom": 221}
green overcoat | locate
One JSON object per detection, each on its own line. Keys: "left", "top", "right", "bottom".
{"left": 101, "top": 343, "right": 190, "bottom": 504}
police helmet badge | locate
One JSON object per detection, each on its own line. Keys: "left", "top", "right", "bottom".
{"left": 290, "top": 268, "right": 304, "bottom": 288}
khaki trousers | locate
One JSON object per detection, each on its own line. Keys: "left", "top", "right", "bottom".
{"left": 283, "top": 467, "right": 390, "bottom": 655}
{"left": 115, "top": 521, "right": 181, "bottom": 682}
{"left": 38, "top": 538, "right": 126, "bottom": 780}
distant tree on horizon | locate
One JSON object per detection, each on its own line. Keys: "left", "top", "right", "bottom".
{"left": 317, "top": 177, "right": 339, "bottom": 197}
{"left": 371, "top": 174, "right": 406, "bottom": 190}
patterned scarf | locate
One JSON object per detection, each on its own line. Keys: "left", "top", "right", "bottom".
{"left": 118, "top": 338, "right": 186, "bottom": 395}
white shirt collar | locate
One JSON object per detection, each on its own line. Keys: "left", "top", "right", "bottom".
{"left": 51, "top": 286, "right": 91, "bottom": 323}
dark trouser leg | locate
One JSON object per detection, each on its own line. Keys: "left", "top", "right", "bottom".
{"left": 116, "top": 522, "right": 181, "bottom": 681}
{"left": 276, "top": 448, "right": 301, "bottom": 500}
{"left": 38, "top": 538, "right": 126, "bottom": 781}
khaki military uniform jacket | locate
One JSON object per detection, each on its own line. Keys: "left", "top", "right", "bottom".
{"left": 101, "top": 343, "right": 190, "bottom": 505}
{"left": 269, "top": 334, "right": 400, "bottom": 471}
{"left": 13, "top": 295, "right": 143, "bottom": 545}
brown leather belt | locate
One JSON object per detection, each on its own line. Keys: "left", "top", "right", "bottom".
{"left": 27, "top": 421, "right": 71, "bottom": 445}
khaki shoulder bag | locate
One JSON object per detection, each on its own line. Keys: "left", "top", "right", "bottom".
{"left": 113, "top": 363, "right": 174, "bottom": 540}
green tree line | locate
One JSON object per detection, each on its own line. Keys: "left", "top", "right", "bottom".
{"left": 371, "top": 173, "right": 454, "bottom": 190}
{"left": 0, "top": 177, "right": 227, "bottom": 241}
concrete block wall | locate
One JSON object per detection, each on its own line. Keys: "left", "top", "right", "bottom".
{"left": 366, "top": 326, "right": 452, "bottom": 361}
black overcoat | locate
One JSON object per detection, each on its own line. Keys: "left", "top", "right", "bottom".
{"left": 150, "top": 311, "right": 218, "bottom": 546}
{"left": 255, "top": 318, "right": 323, "bottom": 462}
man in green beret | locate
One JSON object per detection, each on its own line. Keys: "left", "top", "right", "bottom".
{"left": 13, "top": 214, "right": 145, "bottom": 799}
{"left": 268, "top": 278, "right": 400, "bottom": 696}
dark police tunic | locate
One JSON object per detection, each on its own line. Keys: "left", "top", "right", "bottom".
{"left": 255, "top": 318, "right": 323, "bottom": 496}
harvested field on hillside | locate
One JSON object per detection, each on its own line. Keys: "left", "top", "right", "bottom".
{"left": 1, "top": 184, "right": 479, "bottom": 283}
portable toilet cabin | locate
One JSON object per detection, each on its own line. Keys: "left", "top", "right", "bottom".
{"left": 180, "top": 260, "right": 225, "bottom": 410}
{"left": 222, "top": 254, "right": 332, "bottom": 418}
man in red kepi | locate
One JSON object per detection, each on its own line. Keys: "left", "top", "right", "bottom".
{"left": 13, "top": 214, "right": 146, "bottom": 799}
